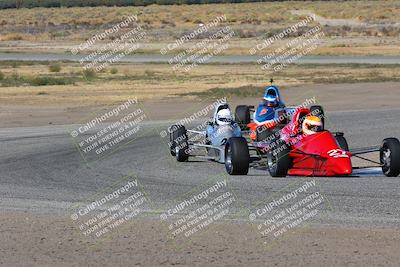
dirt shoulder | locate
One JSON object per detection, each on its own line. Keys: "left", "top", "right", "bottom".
{"left": 1, "top": 212, "right": 399, "bottom": 266}
{"left": 1, "top": 82, "right": 399, "bottom": 128}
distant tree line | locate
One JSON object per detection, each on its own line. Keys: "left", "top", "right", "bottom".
{"left": 1, "top": 0, "right": 315, "bottom": 9}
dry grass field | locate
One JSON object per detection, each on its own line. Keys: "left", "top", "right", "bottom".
{"left": 0, "top": 1, "right": 399, "bottom": 55}
{"left": 1, "top": 1, "right": 399, "bottom": 28}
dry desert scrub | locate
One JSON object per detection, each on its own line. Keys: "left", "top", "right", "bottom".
{"left": 1, "top": 61, "right": 400, "bottom": 106}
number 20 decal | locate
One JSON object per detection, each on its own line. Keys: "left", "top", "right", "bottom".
{"left": 327, "top": 149, "right": 349, "bottom": 158}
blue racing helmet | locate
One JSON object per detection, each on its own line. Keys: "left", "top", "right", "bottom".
{"left": 263, "top": 94, "right": 278, "bottom": 107}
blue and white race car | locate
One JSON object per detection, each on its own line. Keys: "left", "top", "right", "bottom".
{"left": 235, "top": 84, "right": 287, "bottom": 129}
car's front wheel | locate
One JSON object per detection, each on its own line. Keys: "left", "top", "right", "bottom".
{"left": 169, "top": 125, "right": 189, "bottom": 162}
{"left": 380, "top": 138, "right": 400, "bottom": 177}
{"left": 267, "top": 140, "right": 291, "bottom": 177}
{"left": 225, "top": 137, "right": 249, "bottom": 175}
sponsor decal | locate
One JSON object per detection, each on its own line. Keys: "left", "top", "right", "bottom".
{"left": 260, "top": 108, "right": 268, "bottom": 116}
{"left": 327, "top": 149, "right": 349, "bottom": 158}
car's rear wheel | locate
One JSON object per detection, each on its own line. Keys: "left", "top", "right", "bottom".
{"left": 235, "top": 105, "right": 251, "bottom": 127}
{"left": 380, "top": 138, "right": 400, "bottom": 177}
{"left": 310, "top": 105, "right": 325, "bottom": 128}
{"left": 225, "top": 137, "right": 249, "bottom": 175}
{"left": 169, "top": 125, "right": 189, "bottom": 161}
{"left": 169, "top": 124, "right": 185, "bottom": 156}
{"left": 175, "top": 138, "right": 189, "bottom": 162}
{"left": 335, "top": 134, "right": 349, "bottom": 151}
{"left": 267, "top": 140, "right": 291, "bottom": 177}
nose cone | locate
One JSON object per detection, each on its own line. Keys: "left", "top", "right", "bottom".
{"left": 332, "top": 158, "right": 353, "bottom": 176}
{"left": 217, "top": 125, "right": 234, "bottom": 138}
{"left": 213, "top": 125, "right": 234, "bottom": 145}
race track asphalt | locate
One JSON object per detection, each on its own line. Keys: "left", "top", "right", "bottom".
{"left": 0, "top": 107, "right": 399, "bottom": 229}
{"left": 2, "top": 52, "right": 400, "bottom": 64}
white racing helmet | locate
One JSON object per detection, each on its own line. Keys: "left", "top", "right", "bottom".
{"left": 302, "top": 115, "right": 323, "bottom": 135}
{"left": 216, "top": 108, "right": 233, "bottom": 125}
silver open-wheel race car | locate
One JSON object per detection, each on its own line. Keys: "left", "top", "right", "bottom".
{"left": 168, "top": 102, "right": 244, "bottom": 165}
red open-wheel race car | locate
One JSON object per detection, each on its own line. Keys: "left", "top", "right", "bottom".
{"left": 224, "top": 105, "right": 400, "bottom": 177}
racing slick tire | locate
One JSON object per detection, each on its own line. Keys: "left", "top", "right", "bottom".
{"left": 310, "top": 105, "right": 325, "bottom": 128}
{"left": 225, "top": 137, "right": 250, "bottom": 175}
{"left": 267, "top": 140, "right": 291, "bottom": 177}
{"left": 169, "top": 125, "right": 189, "bottom": 161}
{"left": 169, "top": 124, "right": 183, "bottom": 156}
{"left": 235, "top": 105, "right": 251, "bottom": 127}
{"left": 380, "top": 138, "right": 400, "bottom": 177}
{"left": 334, "top": 134, "right": 349, "bottom": 151}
